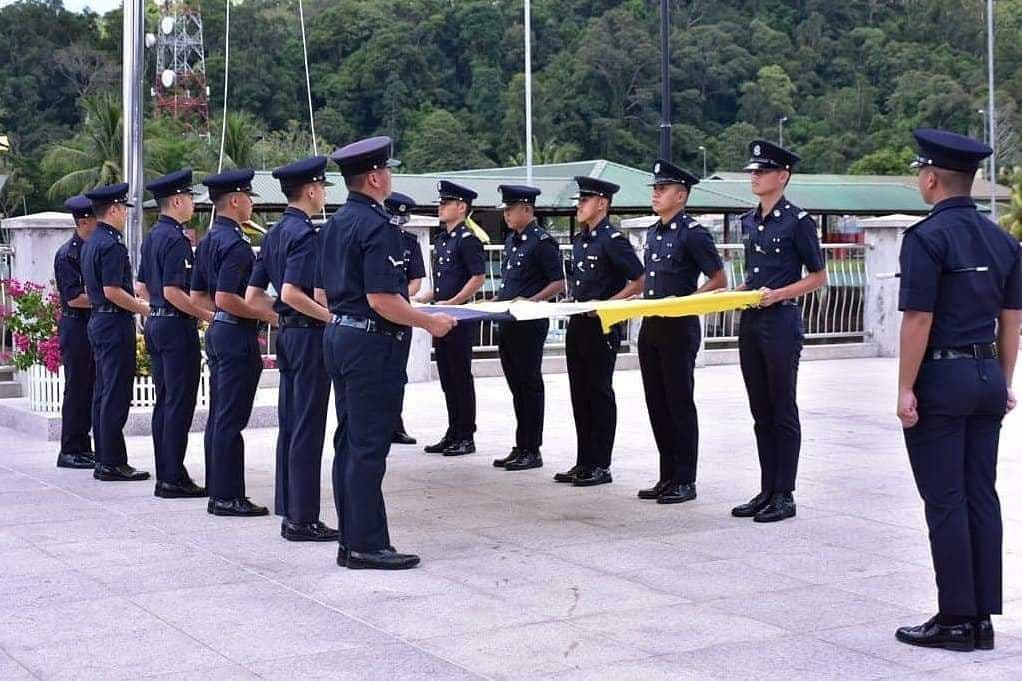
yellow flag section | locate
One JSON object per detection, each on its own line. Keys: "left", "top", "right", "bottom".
{"left": 587, "top": 291, "right": 764, "bottom": 333}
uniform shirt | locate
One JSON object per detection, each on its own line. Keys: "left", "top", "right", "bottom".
{"left": 741, "top": 198, "right": 824, "bottom": 290}
{"left": 899, "top": 196, "right": 1022, "bottom": 347}
{"left": 54, "top": 233, "right": 87, "bottom": 309}
{"left": 319, "top": 192, "right": 408, "bottom": 325}
{"left": 643, "top": 211, "right": 723, "bottom": 299}
{"left": 190, "top": 216, "right": 255, "bottom": 300}
{"left": 401, "top": 230, "right": 426, "bottom": 282}
{"left": 80, "top": 223, "right": 133, "bottom": 307}
{"left": 249, "top": 206, "right": 321, "bottom": 316}
{"left": 497, "top": 221, "right": 563, "bottom": 301}
{"left": 433, "top": 222, "right": 485, "bottom": 301}
{"left": 137, "top": 215, "right": 194, "bottom": 310}
{"left": 571, "top": 218, "right": 643, "bottom": 302}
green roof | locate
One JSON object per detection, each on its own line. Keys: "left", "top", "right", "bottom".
{"left": 185, "top": 160, "right": 998, "bottom": 216}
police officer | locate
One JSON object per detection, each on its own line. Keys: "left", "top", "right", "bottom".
{"left": 321, "top": 137, "right": 455, "bottom": 570}
{"left": 137, "top": 169, "right": 212, "bottom": 498}
{"left": 730, "top": 140, "right": 825, "bottom": 523}
{"left": 554, "top": 177, "right": 643, "bottom": 487}
{"left": 384, "top": 192, "right": 428, "bottom": 446}
{"left": 491, "top": 184, "right": 565, "bottom": 472}
{"left": 894, "top": 129, "right": 1021, "bottom": 652}
{"left": 54, "top": 195, "right": 97, "bottom": 469}
{"left": 420, "top": 180, "right": 486, "bottom": 457}
{"left": 635, "top": 162, "right": 726, "bottom": 503}
{"left": 80, "top": 183, "right": 151, "bottom": 481}
{"left": 190, "top": 169, "right": 275, "bottom": 517}
{"left": 246, "top": 156, "right": 337, "bottom": 540}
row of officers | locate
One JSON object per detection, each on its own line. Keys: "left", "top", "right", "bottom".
{"left": 50, "top": 129, "right": 1021, "bottom": 656}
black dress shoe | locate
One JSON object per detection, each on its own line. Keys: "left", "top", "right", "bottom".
{"left": 493, "top": 447, "right": 523, "bottom": 468}
{"left": 56, "top": 451, "right": 96, "bottom": 469}
{"left": 93, "top": 463, "right": 150, "bottom": 481}
{"left": 336, "top": 544, "right": 348, "bottom": 567}
{"left": 504, "top": 449, "right": 543, "bottom": 471}
{"left": 392, "top": 430, "right": 417, "bottom": 445}
{"left": 637, "top": 480, "right": 671, "bottom": 499}
{"left": 424, "top": 435, "right": 454, "bottom": 454}
{"left": 553, "top": 465, "right": 583, "bottom": 483}
{"left": 282, "top": 520, "right": 339, "bottom": 542}
{"left": 346, "top": 547, "right": 421, "bottom": 570}
{"left": 442, "top": 440, "right": 476, "bottom": 457}
{"left": 573, "top": 467, "right": 612, "bottom": 487}
{"left": 658, "top": 482, "right": 697, "bottom": 504}
{"left": 975, "top": 617, "right": 994, "bottom": 650}
{"left": 207, "top": 497, "right": 269, "bottom": 517}
{"left": 753, "top": 492, "right": 796, "bottom": 523}
{"left": 731, "top": 491, "right": 771, "bottom": 517}
{"left": 896, "top": 616, "right": 976, "bottom": 652}
{"left": 154, "top": 479, "right": 207, "bottom": 498}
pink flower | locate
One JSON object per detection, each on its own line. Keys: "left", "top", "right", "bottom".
{"left": 261, "top": 355, "right": 276, "bottom": 370}
{"left": 39, "top": 336, "right": 61, "bottom": 373}
{"left": 13, "top": 334, "right": 29, "bottom": 352}
{"left": 4, "top": 279, "right": 23, "bottom": 298}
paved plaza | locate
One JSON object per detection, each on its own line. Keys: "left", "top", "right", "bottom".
{"left": 0, "top": 357, "right": 1020, "bottom": 680}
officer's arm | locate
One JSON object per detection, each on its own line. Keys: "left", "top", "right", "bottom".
{"left": 407, "top": 278, "right": 423, "bottom": 298}
{"left": 441, "top": 274, "right": 485, "bottom": 305}
{"left": 529, "top": 279, "right": 565, "bottom": 302}
{"left": 135, "top": 282, "right": 150, "bottom": 301}
{"left": 314, "top": 288, "right": 327, "bottom": 307}
{"left": 104, "top": 286, "right": 149, "bottom": 316}
{"left": 190, "top": 290, "right": 214, "bottom": 314}
{"left": 216, "top": 290, "right": 276, "bottom": 325}
{"left": 898, "top": 310, "right": 932, "bottom": 391}
{"left": 67, "top": 293, "right": 91, "bottom": 309}
{"left": 165, "top": 286, "right": 214, "bottom": 323}
{"left": 367, "top": 293, "right": 456, "bottom": 337}
{"left": 696, "top": 269, "right": 728, "bottom": 294}
{"left": 997, "top": 309, "right": 1020, "bottom": 389}
{"left": 611, "top": 275, "right": 644, "bottom": 300}
{"left": 280, "top": 283, "right": 332, "bottom": 323}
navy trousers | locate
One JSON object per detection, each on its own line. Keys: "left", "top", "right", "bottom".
{"left": 58, "top": 315, "right": 94, "bottom": 455}
{"left": 496, "top": 318, "right": 549, "bottom": 451}
{"left": 145, "top": 316, "right": 201, "bottom": 484}
{"left": 204, "top": 321, "right": 262, "bottom": 500}
{"left": 638, "top": 316, "right": 701, "bottom": 484}
{"left": 905, "top": 357, "right": 1006, "bottom": 616}
{"left": 274, "top": 325, "right": 330, "bottom": 523}
{"left": 434, "top": 321, "right": 478, "bottom": 440}
{"left": 738, "top": 304, "right": 803, "bottom": 493}
{"left": 324, "top": 325, "right": 408, "bottom": 552}
{"left": 566, "top": 316, "right": 622, "bottom": 469}
{"left": 87, "top": 313, "right": 135, "bottom": 467}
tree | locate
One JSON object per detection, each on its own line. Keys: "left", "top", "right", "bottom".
{"left": 738, "top": 65, "right": 797, "bottom": 134}
{"left": 998, "top": 180, "right": 1022, "bottom": 240}
{"left": 42, "top": 96, "right": 124, "bottom": 200}
{"left": 849, "top": 147, "right": 917, "bottom": 175}
{"left": 401, "top": 109, "right": 493, "bottom": 173}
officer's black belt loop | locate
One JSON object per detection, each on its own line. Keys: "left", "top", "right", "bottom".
{"left": 926, "top": 344, "right": 998, "bottom": 361}
{"left": 93, "top": 303, "right": 130, "bottom": 314}
{"left": 330, "top": 314, "right": 406, "bottom": 341}
{"left": 212, "top": 310, "right": 260, "bottom": 328}
{"left": 279, "top": 314, "right": 326, "bottom": 328}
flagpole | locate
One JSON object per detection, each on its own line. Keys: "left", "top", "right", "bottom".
{"left": 986, "top": 0, "right": 997, "bottom": 219}
{"left": 524, "top": 0, "right": 533, "bottom": 185}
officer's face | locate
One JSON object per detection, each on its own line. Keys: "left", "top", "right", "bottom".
{"left": 439, "top": 199, "right": 466, "bottom": 225}
{"left": 575, "top": 195, "right": 607, "bottom": 226}
{"left": 370, "top": 168, "right": 393, "bottom": 197}
{"left": 651, "top": 183, "right": 687, "bottom": 218}
{"left": 749, "top": 169, "right": 788, "bottom": 196}
{"left": 916, "top": 168, "right": 938, "bottom": 204}
{"left": 76, "top": 216, "right": 98, "bottom": 238}
{"left": 311, "top": 182, "right": 328, "bottom": 213}
{"left": 234, "top": 192, "right": 254, "bottom": 223}
{"left": 177, "top": 193, "right": 195, "bottom": 222}
{"left": 103, "top": 203, "right": 127, "bottom": 230}
{"left": 503, "top": 203, "right": 532, "bottom": 230}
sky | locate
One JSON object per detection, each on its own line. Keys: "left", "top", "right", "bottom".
{"left": 0, "top": 0, "right": 122, "bottom": 13}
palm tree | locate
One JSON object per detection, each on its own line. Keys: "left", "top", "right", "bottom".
{"left": 999, "top": 177, "right": 1022, "bottom": 241}
{"left": 216, "top": 111, "right": 261, "bottom": 170}
{"left": 508, "top": 137, "right": 582, "bottom": 166}
{"left": 43, "top": 95, "right": 123, "bottom": 200}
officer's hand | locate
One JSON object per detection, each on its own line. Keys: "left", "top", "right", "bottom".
{"left": 135, "top": 299, "right": 150, "bottom": 316}
{"left": 426, "top": 313, "right": 457, "bottom": 338}
{"left": 263, "top": 311, "right": 279, "bottom": 327}
{"left": 897, "top": 389, "right": 919, "bottom": 429}
{"left": 1006, "top": 386, "right": 1017, "bottom": 413}
{"left": 758, "top": 288, "right": 783, "bottom": 307}
{"left": 435, "top": 300, "right": 451, "bottom": 306}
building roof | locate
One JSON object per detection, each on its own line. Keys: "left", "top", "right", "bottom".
{"left": 183, "top": 160, "right": 1011, "bottom": 216}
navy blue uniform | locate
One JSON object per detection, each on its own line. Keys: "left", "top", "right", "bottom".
{"left": 192, "top": 216, "right": 262, "bottom": 500}
{"left": 738, "top": 198, "right": 824, "bottom": 494}
{"left": 250, "top": 207, "right": 330, "bottom": 523}
{"left": 432, "top": 223, "right": 485, "bottom": 440}
{"left": 321, "top": 192, "right": 410, "bottom": 552}
{"left": 138, "top": 216, "right": 202, "bottom": 485}
{"left": 80, "top": 224, "right": 136, "bottom": 468}
{"left": 638, "top": 212, "right": 723, "bottom": 484}
{"left": 496, "top": 221, "right": 563, "bottom": 451}
{"left": 54, "top": 233, "right": 94, "bottom": 457}
{"left": 566, "top": 218, "right": 643, "bottom": 470}
{"left": 899, "top": 196, "right": 1022, "bottom": 617}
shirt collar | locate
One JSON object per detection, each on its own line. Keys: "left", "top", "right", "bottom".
{"left": 98, "top": 222, "right": 122, "bottom": 240}
{"left": 755, "top": 196, "right": 788, "bottom": 222}
{"left": 659, "top": 210, "right": 686, "bottom": 230}
{"left": 347, "top": 191, "right": 384, "bottom": 211}
{"left": 930, "top": 196, "right": 976, "bottom": 216}
{"left": 284, "top": 205, "right": 312, "bottom": 222}
{"left": 156, "top": 214, "right": 184, "bottom": 230}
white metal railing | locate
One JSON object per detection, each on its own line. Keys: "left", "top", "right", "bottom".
{"left": 705, "top": 243, "right": 866, "bottom": 344}
{"left": 26, "top": 364, "right": 211, "bottom": 413}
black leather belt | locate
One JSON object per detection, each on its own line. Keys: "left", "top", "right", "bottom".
{"left": 213, "top": 311, "right": 260, "bottom": 328}
{"left": 61, "top": 308, "right": 91, "bottom": 319}
{"left": 149, "top": 306, "right": 184, "bottom": 318}
{"left": 330, "top": 315, "right": 406, "bottom": 341}
{"left": 927, "top": 344, "right": 998, "bottom": 361}
{"left": 279, "top": 314, "right": 326, "bottom": 328}
{"left": 93, "top": 304, "right": 129, "bottom": 314}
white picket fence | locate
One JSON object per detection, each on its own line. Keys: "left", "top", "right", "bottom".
{"left": 25, "top": 364, "right": 210, "bottom": 414}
